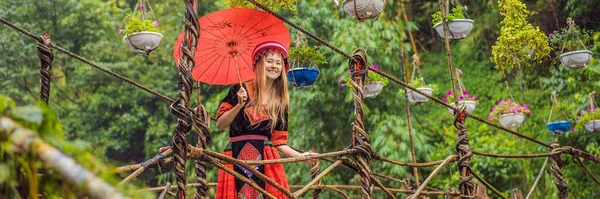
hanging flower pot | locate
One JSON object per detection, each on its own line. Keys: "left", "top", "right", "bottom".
{"left": 447, "top": 100, "right": 477, "bottom": 115}
{"left": 546, "top": 120, "right": 572, "bottom": 135}
{"left": 120, "top": 1, "right": 163, "bottom": 54}
{"left": 575, "top": 92, "right": 600, "bottom": 133}
{"left": 584, "top": 120, "right": 600, "bottom": 132}
{"left": 364, "top": 81, "right": 384, "bottom": 98}
{"left": 342, "top": 0, "right": 385, "bottom": 22}
{"left": 431, "top": 5, "right": 474, "bottom": 40}
{"left": 433, "top": 19, "right": 475, "bottom": 40}
{"left": 407, "top": 88, "right": 434, "bottom": 103}
{"left": 549, "top": 18, "right": 595, "bottom": 70}
{"left": 123, "top": 32, "right": 163, "bottom": 54}
{"left": 546, "top": 91, "right": 576, "bottom": 135}
{"left": 488, "top": 99, "right": 530, "bottom": 128}
{"left": 287, "top": 67, "right": 320, "bottom": 87}
{"left": 559, "top": 50, "right": 593, "bottom": 69}
{"left": 287, "top": 33, "right": 326, "bottom": 87}
{"left": 443, "top": 70, "right": 479, "bottom": 115}
{"left": 499, "top": 113, "right": 526, "bottom": 128}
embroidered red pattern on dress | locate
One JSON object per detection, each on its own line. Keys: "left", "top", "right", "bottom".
{"left": 244, "top": 106, "right": 270, "bottom": 126}
{"left": 238, "top": 183, "right": 263, "bottom": 199}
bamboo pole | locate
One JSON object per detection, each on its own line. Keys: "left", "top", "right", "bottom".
{"left": 409, "top": 155, "right": 456, "bottom": 199}
{"left": 158, "top": 182, "right": 171, "bottom": 199}
{"left": 119, "top": 148, "right": 173, "bottom": 185}
{"left": 471, "top": 170, "right": 508, "bottom": 199}
{"left": 0, "top": 117, "right": 125, "bottom": 199}
{"left": 199, "top": 148, "right": 353, "bottom": 165}
{"left": 526, "top": 157, "right": 549, "bottom": 199}
{"left": 400, "top": 49, "right": 421, "bottom": 188}
{"left": 293, "top": 160, "right": 343, "bottom": 197}
{"left": 380, "top": 156, "right": 455, "bottom": 167}
{"left": 115, "top": 157, "right": 173, "bottom": 173}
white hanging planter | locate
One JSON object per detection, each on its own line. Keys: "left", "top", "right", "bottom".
{"left": 584, "top": 120, "right": 600, "bottom": 132}
{"left": 448, "top": 100, "right": 477, "bottom": 115}
{"left": 498, "top": 113, "right": 526, "bottom": 128}
{"left": 363, "top": 81, "right": 384, "bottom": 98}
{"left": 342, "top": 0, "right": 385, "bottom": 21}
{"left": 123, "top": 31, "right": 163, "bottom": 54}
{"left": 407, "top": 88, "right": 433, "bottom": 103}
{"left": 559, "top": 50, "right": 593, "bottom": 69}
{"left": 433, "top": 19, "right": 475, "bottom": 40}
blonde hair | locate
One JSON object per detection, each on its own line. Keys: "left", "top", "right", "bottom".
{"left": 250, "top": 53, "right": 289, "bottom": 130}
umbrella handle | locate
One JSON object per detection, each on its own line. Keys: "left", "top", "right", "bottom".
{"left": 232, "top": 55, "right": 244, "bottom": 88}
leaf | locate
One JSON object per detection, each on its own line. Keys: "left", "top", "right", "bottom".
{"left": 0, "top": 96, "right": 16, "bottom": 114}
{"left": 11, "top": 106, "right": 44, "bottom": 129}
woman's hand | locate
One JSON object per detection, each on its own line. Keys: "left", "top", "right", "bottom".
{"left": 276, "top": 145, "right": 320, "bottom": 165}
{"left": 300, "top": 152, "right": 319, "bottom": 165}
{"left": 237, "top": 87, "right": 247, "bottom": 106}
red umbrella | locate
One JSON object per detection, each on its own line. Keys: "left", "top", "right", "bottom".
{"left": 173, "top": 8, "right": 291, "bottom": 85}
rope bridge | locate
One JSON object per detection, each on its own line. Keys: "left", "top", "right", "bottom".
{"left": 1, "top": 0, "right": 599, "bottom": 198}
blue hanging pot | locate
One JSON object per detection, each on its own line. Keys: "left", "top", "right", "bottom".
{"left": 546, "top": 120, "right": 572, "bottom": 135}
{"left": 287, "top": 67, "right": 320, "bottom": 87}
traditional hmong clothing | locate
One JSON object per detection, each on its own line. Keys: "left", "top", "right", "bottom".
{"left": 215, "top": 81, "right": 290, "bottom": 199}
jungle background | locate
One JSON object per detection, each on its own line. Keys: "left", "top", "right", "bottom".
{"left": 1, "top": 0, "right": 600, "bottom": 198}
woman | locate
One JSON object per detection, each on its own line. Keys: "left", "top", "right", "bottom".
{"left": 215, "top": 41, "right": 316, "bottom": 199}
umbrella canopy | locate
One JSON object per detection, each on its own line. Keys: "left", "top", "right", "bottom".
{"left": 173, "top": 8, "right": 291, "bottom": 85}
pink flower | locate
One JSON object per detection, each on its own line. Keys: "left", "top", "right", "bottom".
{"left": 338, "top": 76, "right": 343, "bottom": 83}
{"left": 118, "top": 28, "right": 123, "bottom": 34}
{"left": 488, "top": 114, "right": 493, "bottom": 120}
{"left": 340, "top": 84, "right": 346, "bottom": 88}
{"left": 446, "top": 91, "right": 452, "bottom": 96}
{"left": 475, "top": 97, "right": 479, "bottom": 101}
{"left": 462, "top": 91, "right": 468, "bottom": 96}
{"left": 373, "top": 64, "right": 379, "bottom": 71}
{"left": 140, "top": 5, "right": 146, "bottom": 12}
{"left": 152, "top": 20, "right": 159, "bottom": 27}
{"left": 459, "top": 96, "right": 464, "bottom": 100}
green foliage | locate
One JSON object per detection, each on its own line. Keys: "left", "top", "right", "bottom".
{"left": 443, "top": 89, "right": 479, "bottom": 104}
{"left": 548, "top": 20, "right": 595, "bottom": 53}
{"left": 365, "top": 71, "right": 389, "bottom": 86}
{"left": 224, "top": 0, "right": 297, "bottom": 12}
{"left": 123, "top": 14, "right": 159, "bottom": 35}
{"left": 408, "top": 79, "right": 438, "bottom": 94}
{"left": 0, "top": 96, "right": 154, "bottom": 198}
{"left": 491, "top": 0, "right": 551, "bottom": 70}
{"left": 551, "top": 102, "right": 578, "bottom": 121}
{"left": 431, "top": 6, "right": 465, "bottom": 25}
{"left": 575, "top": 109, "right": 600, "bottom": 130}
{"left": 288, "top": 40, "right": 327, "bottom": 67}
